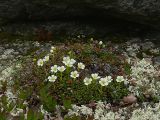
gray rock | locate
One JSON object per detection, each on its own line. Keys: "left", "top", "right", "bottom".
{"left": 0, "top": 47, "right": 4, "bottom": 54}
{"left": 153, "top": 56, "right": 160, "bottom": 66}
{"left": 141, "top": 42, "right": 155, "bottom": 51}
{"left": 0, "top": 0, "right": 160, "bottom": 28}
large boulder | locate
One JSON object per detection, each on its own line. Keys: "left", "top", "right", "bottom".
{"left": 0, "top": 0, "right": 160, "bottom": 28}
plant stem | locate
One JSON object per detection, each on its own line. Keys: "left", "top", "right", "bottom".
{"left": 61, "top": 72, "right": 63, "bottom": 81}
{"left": 67, "top": 67, "right": 70, "bottom": 80}
{"left": 101, "top": 86, "right": 103, "bottom": 95}
{"left": 73, "top": 78, "right": 76, "bottom": 89}
{"left": 53, "top": 84, "right": 55, "bottom": 90}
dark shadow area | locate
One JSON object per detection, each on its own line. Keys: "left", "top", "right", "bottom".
{"left": 0, "top": 5, "right": 160, "bottom": 44}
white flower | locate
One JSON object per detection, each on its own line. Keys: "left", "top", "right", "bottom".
{"left": 51, "top": 46, "right": 56, "bottom": 50}
{"left": 63, "top": 56, "right": 70, "bottom": 64}
{"left": 99, "top": 78, "right": 109, "bottom": 86}
{"left": 78, "top": 62, "right": 85, "bottom": 69}
{"left": 62, "top": 56, "right": 76, "bottom": 67}
{"left": 91, "top": 73, "right": 100, "bottom": 80}
{"left": 43, "top": 56, "right": 49, "bottom": 62}
{"left": 62, "top": 56, "right": 70, "bottom": 66}
{"left": 48, "top": 75, "right": 57, "bottom": 82}
{"left": 105, "top": 76, "right": 113, "bottom": 83}
{"left": 63, "top": 56, "right": 70, "bottom": 61}
{"left": 70, "top": 71, "right": 79, "bottom": 79}
{"left": 102, "top": 44, "right": 106, "bottom": 48}
{"left": 50, "top": 49, "right": 54, "bottom": 53}
{"left": 58, "top": 66, "right": 66, "bottom": 72}
{"left": 99, "top": 41, "right": 103, "bottom": 45}
{"left": 70, "top": 59, "right": 76, "bottom": 65}
{"left": 116, "top": 76, "right": 125, "bottom": 82}
{"left": 50, "top": 46, "right": 56, "bottom": 53}
{"left": 51, "top": 65, "right": 58, "bottom": 73}
{"left": 84, "top": 77, "right": 92, "bottom": 85}
{"left": 77, "top": 35, "right": 81, "bottom": 38}
{"left": 37, "top": 59, "right": 44, "bottom": 66}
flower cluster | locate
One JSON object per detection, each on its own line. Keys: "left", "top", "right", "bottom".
{"left": 46, "top": 55, "right": 85, "bottom": 83}
{"left": 36, "top": 47, "right": 86, "bottom": 82}
{"left": 37, "top": 46, "right": 57, "bottom": 67}
{"left": 37, "top": 46, "right": 128, "bottom": 90}
{"left": 84, "top": 74, "right": 126, "bottom": 87}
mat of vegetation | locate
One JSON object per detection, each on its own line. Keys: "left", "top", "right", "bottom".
{"left": 0, "top": 36, "right": 160, "bottom": 120}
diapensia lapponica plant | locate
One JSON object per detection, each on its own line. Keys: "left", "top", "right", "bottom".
{"left": 0, "top": 41, "right": 130, "bottom": 119}
{"left": 36, "top": 46, "right": 129, "bottom": 110}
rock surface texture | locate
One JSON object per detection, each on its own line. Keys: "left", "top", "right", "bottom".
{"left": 0, "top": 0, "right": 160, "bottom": 28}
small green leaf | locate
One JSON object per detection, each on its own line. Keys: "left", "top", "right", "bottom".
{"left": 63, "top": 99, "right": 72, "bottom": 109}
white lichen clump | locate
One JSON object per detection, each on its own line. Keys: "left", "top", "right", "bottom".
{"left": 130, "top": 102, "right": 160, "bottom": 120}
{"left": 129, "top": 58, "right": 160, "bottom": 96}
{"left": 67, "top": 102, "right": 121, "bottom": 120}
